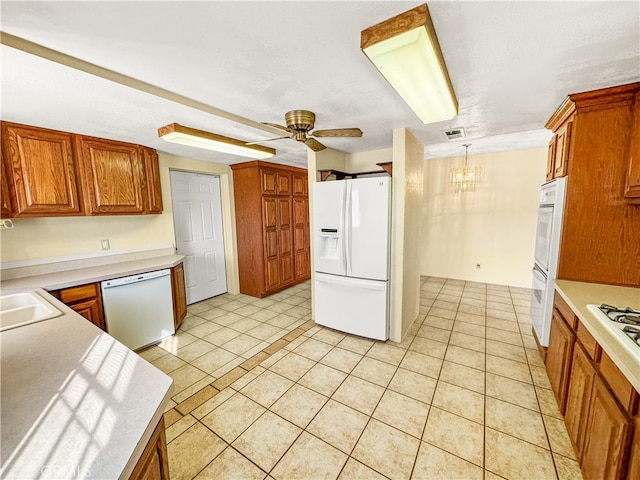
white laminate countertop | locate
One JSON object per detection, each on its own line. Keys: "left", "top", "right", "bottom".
{"left": 0, "top": 289, "right": 173, "bottom": 480}
{"left": 0, "top": 254, "right": 185, "bottom": 291}
{"left": 554, "top": 280, "right": 640, "bottom": 393}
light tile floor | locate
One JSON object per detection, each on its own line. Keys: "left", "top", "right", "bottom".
{"left": 139, "top": 277, "right": 584, "bottom": 480}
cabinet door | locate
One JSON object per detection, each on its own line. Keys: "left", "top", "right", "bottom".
{"left": 76, "top": 136, "right": 145, "bottom": 214}
{"left": 129, "top": 417, "right": 170, "bottom": 480}
{"left": 581, "top": 376, "right": 632, "bottom": 480}
{"left": 142, "top": 147, "right": 163, "bottom": 214}
{"left": 293, "top": 197, "right": 310, "bottom": 280}
{"left": 278, "top": 197, "right": 294, "bottom": 285}
{"left": 553, "top": 121, "right": 572, "bottom": 178}
{"left": 262, "top": 197, "right": 280, "bottom": 291}
{"left": 172, "top": 263, "right": 187, "bottom": 330}
{"left": 70, "top": 299, "right": 106, "bottom": 331}
{"left": 1, "top": 122, "right": 82, "bottom": 216}
{"left": 545, "top": 310, "right": 575, "bottom": 414}
{"left": 292, "top": 172, "right": 307, "bottom": 196}
{"left": 624, "top": 91, "right": 640, "bottom": 203}
{"left": 546, "top": 138, "right": 556, "bottom": 181}
{"left": 56, "top": 283, "right": 105, "bottom": 331}
{"left": 261, "top": 169, "right": 277, "bottom": 195}
{"left": 276, "top": 172, "right": 292, "bottom": 195}
{"left": 1, "top": 154, "right": 13, "bottom": 217}
{"left": 565, "top": 344, "right": 596, "bottom": 458}
{"left": 627, "top": 416, "right": 640, "bottom": 480}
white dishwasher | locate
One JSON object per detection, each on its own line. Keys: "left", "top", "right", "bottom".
{"left": 101, "top": 269, "right": 175, "bottom": 351}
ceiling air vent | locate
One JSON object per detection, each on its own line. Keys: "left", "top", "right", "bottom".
{"left": 443, "top": 127, "right": 466, "bottom": 141}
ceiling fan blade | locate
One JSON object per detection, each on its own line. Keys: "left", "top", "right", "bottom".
{"left": 311, "top": 128, "right": 363, "bottom": 138}
{"left": 245, "top": 135, "right": 291, "bottom": 145}
{"left": 304, "top": 138, "right": 326, "bottom": 152}
{"left": 262, "top": 122, "right": 293, "bottom": 133}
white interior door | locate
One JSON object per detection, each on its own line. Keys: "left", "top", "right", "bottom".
{"left": 170, "top": 171, "right": 227, "bottom": 304}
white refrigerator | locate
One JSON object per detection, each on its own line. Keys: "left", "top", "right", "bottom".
{"left": 312, "top": 176, "right": 391, "bottom": 340}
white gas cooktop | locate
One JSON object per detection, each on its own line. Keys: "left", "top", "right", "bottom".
{"left": 587, "top": 304, "right": 640, "bottom": 362}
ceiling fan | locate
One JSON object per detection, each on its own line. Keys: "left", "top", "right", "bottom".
{"left": 248, "top": 110, "right": 363, "bottom": 152}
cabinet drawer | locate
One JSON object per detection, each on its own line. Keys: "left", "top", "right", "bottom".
{"left": 599, "top": 351, "right": 638, "bottom": 415}
{"left": 58, "top": 283, "right": 100, "bottom": 304}
{"left": 576, "top": 321, "right": 600, "bottom": 361}
{"left": 554, "top": 292, "right": 578, "bottom": 330}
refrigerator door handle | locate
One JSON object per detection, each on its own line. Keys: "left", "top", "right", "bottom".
{"left": 344, "top": 181, "right": 352, "bottom": 275}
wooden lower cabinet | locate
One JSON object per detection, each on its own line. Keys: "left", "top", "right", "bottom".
{"left": 545, "top": 309, "right": 575, "bottom": 414}
{"left": 129, "top": 417, "right": 170, "bottom": 480}
{"left": 172, "top": 263, "right": 187, "bottom": 331}
{"left": 628, "top": 416, "right": 640, "bottom": 480}
{"left": 565, "top": 344, "right": 597, "bottom": 458}
{"left": 581, "top": 376, "right": 632, "bottom": 480}
{"left": 546, "top": 293, "right": 637, "bottom": 480}
{"left": 53, "top": 283, "right": 106, "bottom": 330}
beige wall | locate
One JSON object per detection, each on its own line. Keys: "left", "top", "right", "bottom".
{"left": 0, "top": 153, "right": 240, "bottom": 294}
{"left": 420, "top": 147, "right": 546, "bottom": 288}
{"left": 389, "top": 129, "right": 424, "bottom": 342}
{"left": 346, "top": 148, "right": 392, "bottom": 172}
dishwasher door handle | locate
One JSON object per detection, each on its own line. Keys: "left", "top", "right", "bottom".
{"left": 101, "top": 269, "right": 171, "bottom": 289}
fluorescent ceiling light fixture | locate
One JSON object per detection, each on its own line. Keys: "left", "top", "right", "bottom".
{"left": 361, "top": 3, "right": 458, "bottom": 124}
{"left": 158, "top": 123, "right": 275, "bottom": 159}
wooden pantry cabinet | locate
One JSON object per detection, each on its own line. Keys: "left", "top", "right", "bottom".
{"left": 546, "top": 292, "right": 637, "bottom": 480}
{"left": 624, "top": 90, "right": 640, "bottom": 203}
{"left": 0, "top": 121, "right": 162, "bottom": 217}
{"left": 544, "top": 83, "right": 640, "bottom": 286}
{"left": 231, "top": 160, "right": 310, "bottom": 298}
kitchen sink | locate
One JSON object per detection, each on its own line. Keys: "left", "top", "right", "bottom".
{"left": 0, "top": 291, "right": 62, "bottom": 332}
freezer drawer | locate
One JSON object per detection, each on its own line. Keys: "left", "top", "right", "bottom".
{"left": 314, "top": 272, "right": 389, "bottom": 340}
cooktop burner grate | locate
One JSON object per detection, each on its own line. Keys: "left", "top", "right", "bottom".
{"left": 598, "top": 304, "right": 640, "bottom": 326}
{"left": 622, "top": 326, "right": 640, "bottom": 346}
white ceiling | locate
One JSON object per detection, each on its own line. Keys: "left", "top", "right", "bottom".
{"left": 1, "top": 1, "right": 639, "bottom": 168}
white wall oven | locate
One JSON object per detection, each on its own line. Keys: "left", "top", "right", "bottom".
{"left": 530, "top": 177, "right": 567, "bottom": 346}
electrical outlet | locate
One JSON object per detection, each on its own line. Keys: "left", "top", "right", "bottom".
{"left": 476, "top": 263, "right": 481, "bottom": 269}
{"left": 101, "top": 239, "right": 110, "bottom": 251}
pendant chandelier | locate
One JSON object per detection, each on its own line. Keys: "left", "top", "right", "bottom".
{"left": 450, "top": 143, "right": 481, "bottom": 193}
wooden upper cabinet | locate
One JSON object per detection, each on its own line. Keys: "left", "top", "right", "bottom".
{"left": 545, "top": 139, "right": 556, "bottom": 181}
{"left": 75, "top": 136, "right": 145, "bottom": 215}
{"left": 1, "top": 122, "right": 83, "bottom": 217}
{"left": 142, "top": 147, "right": 163, "bottom": 214}
{"left": 1, "top": 155, "right": 13, "bottom": 218}
{"left": 624, "top": 90, "right": 640, "bottom": 203}
{"left": 552, "top": 120, "right": 572, "bottom": 179}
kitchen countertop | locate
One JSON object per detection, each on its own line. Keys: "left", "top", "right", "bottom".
{"left": 0, "top": 254, "right": 185, "bottom": 291}
{"left": 554, "top": 279, "right": 640, "bottom": 393}
{"left": 0, "top": 288, "right": 173, "bottom": 479}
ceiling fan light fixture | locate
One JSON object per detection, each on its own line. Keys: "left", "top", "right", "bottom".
{"left": 158, "top": 123, "right": 275, "bottom": 159}
{"left": 361, "top": 3, "right": 458, "bottom": 124}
